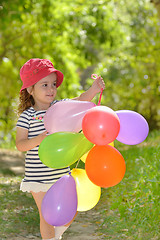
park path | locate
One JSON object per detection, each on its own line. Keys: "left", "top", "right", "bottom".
{"left": 0, "top": 149, "right": 105, "bottom": 240}
{"left": 9, "top": 211, "right": 104, "bottom": 240}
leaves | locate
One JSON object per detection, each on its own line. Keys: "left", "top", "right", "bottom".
{"left": 0, "top": 0, "right": 160, "bottom": 147}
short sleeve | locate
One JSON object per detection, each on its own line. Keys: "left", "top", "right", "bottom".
{"left": 50, "top": 99, "right": 70, "bottom": 106}
{"left": 16, "top": 111, "right": 30, "bottom": 130}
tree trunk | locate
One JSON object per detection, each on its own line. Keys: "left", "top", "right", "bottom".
{"left": 151, "top": 0, "right": 160, "bottom": 19}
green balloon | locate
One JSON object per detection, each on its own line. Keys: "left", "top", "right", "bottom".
{"left": 38, "top": 132, "right": 93, "bottom": 168}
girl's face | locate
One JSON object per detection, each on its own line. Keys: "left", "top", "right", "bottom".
{"left": 30, "top": 72, "right": 57, "bottom": 110}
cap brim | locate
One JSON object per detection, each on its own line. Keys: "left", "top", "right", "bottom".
{"left": 20, "top": 68, "right": 63, "bottom": 92}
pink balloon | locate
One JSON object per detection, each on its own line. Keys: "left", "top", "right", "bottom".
{"left": 42, "top": 174, "right": 77, "bottom": 226}
{"left": 44, "top": 100, "right": 96, "bottom": 134}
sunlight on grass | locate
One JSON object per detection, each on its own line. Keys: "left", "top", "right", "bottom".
{"left": 0, "top": 177, "right": 40, "bottom": 238}
{"left": 97, "top": 130, "right": 160, "bottom": 240}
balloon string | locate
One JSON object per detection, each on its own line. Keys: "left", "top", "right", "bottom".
{"left": 91, "top": 74, "right": 103, "bottom": 106}
{"left": 75, "top": 159, "right": 81, "bottom": 169}
{"left": 98, "top": 88, "right": 103, "bottom": 106}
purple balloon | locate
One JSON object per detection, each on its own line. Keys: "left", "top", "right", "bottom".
{"left": 116, "top": 110, "right": 149, "bottom": 145}
{"left": 44, "top": 100, "right": 96, "bottom": 134}
{"left": 41, "top": 174, "right": 77, "bottom": 226}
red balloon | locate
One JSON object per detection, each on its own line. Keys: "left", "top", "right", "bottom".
{"left": 85, "top": 145, "right": 126, "bottom": 188}
{"left": 82, "top": 106, "right": 120, "bottom": 145}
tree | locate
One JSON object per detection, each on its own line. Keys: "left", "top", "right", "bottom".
{"left": 0, "top": 0, "right": 159, "bottom": 147}
{"left": 151, "top": 0, "right": 160, "bottom": 19}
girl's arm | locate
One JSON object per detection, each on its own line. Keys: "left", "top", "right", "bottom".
{"left": 16, "top": 127, "right": 47, "bottom": 152}
{"left": 73, "top": 76, "right": 105, "bottom": 101}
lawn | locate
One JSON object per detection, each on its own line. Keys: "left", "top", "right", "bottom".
{"left": 0, "top": 130, "right": 159, "bottom": 239}
{"left": 96, "top": 130, "right": 160, "bottom": 239}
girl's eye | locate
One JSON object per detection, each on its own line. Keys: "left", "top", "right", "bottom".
{"left": 43, "top": 84, "right": 47, "bottom": 87}
{"left": 53, "top": 82, "right": 56, "bottom": 86}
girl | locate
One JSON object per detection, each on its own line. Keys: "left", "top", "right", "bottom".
{"left": 16, "top": 58, "right": 105, "bottom": 240}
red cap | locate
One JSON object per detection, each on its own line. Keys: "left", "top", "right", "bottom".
{"left": 20, "top": 58, "right": 63, "bottom": 91}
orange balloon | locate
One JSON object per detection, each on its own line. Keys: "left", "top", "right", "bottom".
{"left": 81, "top": 142, "right": 114, "bottom": 163}
{"left": 82, "top": 106, "right": 120, "bottom": 145}
{"left": 85, "top": 145, "right": 126, "bottom": 188}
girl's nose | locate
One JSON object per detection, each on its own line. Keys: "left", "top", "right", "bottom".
{"left": 50, "top": 85, "right": 56, "bottom": 90}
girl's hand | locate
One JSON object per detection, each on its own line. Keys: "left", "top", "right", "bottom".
{"left": 38, "top": 131, "right": 48, "bottom": 143}
{"left": 72, "top": 75, "right": 105, "bottom": 102}
{"left": 91, "top": 76, "right": 105, "bottom": 94}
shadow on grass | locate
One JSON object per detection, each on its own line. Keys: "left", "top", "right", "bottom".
{"left": 0, "top": 168, "right": 16, "bottom": 176}
{"left": 0, "top": 177, "right": 40, "bottom": 239}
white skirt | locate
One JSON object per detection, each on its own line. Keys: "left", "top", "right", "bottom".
{"left": 20, "top": 181, "right": 55, "bottom": 193}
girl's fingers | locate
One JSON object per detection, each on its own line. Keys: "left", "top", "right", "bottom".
{"left": 97, "top": 77, "right": 105, "bottom": 89}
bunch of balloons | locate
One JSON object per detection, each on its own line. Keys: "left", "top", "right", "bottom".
{"left": 81, "top": 106, "right": 149, "bottom": 188}
{"left": 39, "top": 96, "right": 149, "bottom": 227}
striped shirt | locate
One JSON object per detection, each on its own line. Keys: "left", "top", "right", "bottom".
{"left": 16, "top": 101, "right": 70, "bottom": 184}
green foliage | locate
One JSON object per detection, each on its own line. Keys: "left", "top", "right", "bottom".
{"left": 0, "top": 0, "right": 160, "bottom": 147}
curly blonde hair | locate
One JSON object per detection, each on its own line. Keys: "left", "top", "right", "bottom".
{"left": 18, "top": 89, "right": 35, "bottom": 115}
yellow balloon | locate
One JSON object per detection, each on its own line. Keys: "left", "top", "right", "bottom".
{"left": 81, "top": 142, "right": 114, "bottom": 163}
{"left": 80, "top": 151, "right": 89, "bottom": 163}
{"left": 71, "top": 168, "right": 101, "bottom": 211}
{"left": 109, "top": 141, "right": 114, "bottom": 147}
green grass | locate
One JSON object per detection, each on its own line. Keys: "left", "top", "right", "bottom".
{"left": 0, "top": 130, "right": 159, "bottom": 239}
{"left": 0, "top": 177, "right": 40, "bottom": 238}
{"left": 96, "top": 130, "right": 160, "bottom": 239}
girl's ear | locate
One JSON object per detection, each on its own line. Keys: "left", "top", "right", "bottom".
{"left": 27, "top": 86, "right": 33, "bottom": 95}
